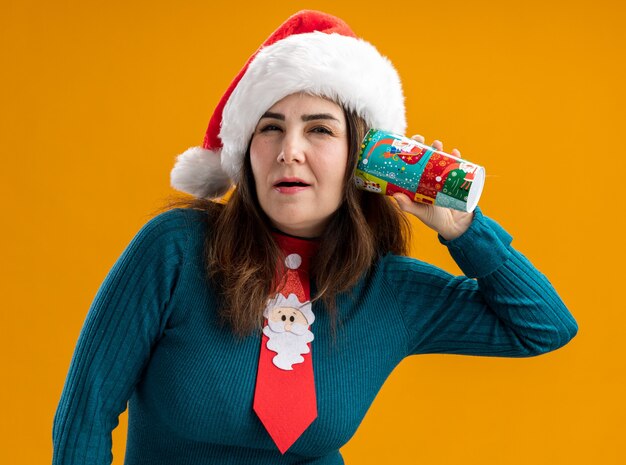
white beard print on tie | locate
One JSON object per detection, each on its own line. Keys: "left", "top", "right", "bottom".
{"left": 263, "top": 293, "right": 315, "bottom": 370}
{"left": 263, "top": 322, "right": 314, "bottom": 370}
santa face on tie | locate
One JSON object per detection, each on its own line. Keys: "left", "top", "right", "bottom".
{"left": 263, "top": 293, "right": 315, "bottom": 370}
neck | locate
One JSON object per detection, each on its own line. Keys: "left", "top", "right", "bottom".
{"left": 271, "top": 227, "right": 320, "bottom": 241}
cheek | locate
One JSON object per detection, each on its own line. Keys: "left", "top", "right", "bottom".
{"left": 249, "top": 138, "right": 270, "bottom": 179}
{"left": 317, "top": 149, "right": 349, "bottom": 193}
{"left": 249, "top": 152, "right": 261, "bottom": 180}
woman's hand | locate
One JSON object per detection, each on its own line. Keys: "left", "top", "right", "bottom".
{"left": 392, "top": 135, "right": 474, "bottom": 241}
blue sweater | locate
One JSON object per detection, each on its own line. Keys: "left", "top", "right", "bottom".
{"left": 52, "top": 207, "right": 577, "bottom": 464}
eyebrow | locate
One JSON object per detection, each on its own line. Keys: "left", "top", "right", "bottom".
{"left": 260, "top": 111, "right": 341, "bottom": 123}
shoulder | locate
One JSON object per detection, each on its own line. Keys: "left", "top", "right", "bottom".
{"left": 375, "top": 253, "right": 456, "bottom": 288}
{"left": 126, "top": 208, "right": 209, "bottom": 260}
{"left": 141, "top": 207, "right": 208, "bottom": 237}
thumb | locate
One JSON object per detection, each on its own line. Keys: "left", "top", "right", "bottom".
{"left": 392, "top": 193, "right": 429, "bottom": 220}
{"left": 392, "top": 192, "right": 410, "bottom": 209}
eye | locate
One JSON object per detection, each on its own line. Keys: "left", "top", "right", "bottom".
{"left": 311, "top": 126, "right": 333, "bottom": 135}
{"left": 259, "top": 124, "right": 282, "bottom": 132}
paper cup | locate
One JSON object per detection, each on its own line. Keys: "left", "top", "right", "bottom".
{"left": 355, "top": 129, "right": 485, "bottom": 212}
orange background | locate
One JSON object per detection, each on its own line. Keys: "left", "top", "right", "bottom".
{"left": 2, "top": 0, "right": 624, "bottom": 464}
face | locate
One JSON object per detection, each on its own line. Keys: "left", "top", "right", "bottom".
{"left": 249, "top": 93, "right": 349, "bottom": 238}
{"left": 268, "top": 306, "right": 309, "bottom": 333}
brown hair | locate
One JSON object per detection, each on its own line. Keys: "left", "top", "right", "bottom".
{"left": 165, "top": 105, "right": 411, "bottom": 337}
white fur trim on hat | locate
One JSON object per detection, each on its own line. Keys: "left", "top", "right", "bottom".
{"left": 219, "top": 31, "right": 406, "bottom": 183}
{"left": 171, "top": 147, "right": 232, "bottom": 198}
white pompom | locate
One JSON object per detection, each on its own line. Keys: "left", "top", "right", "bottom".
{"left": 285, "top": 254, "right": 302, "bottom": 270}
{"left": 170, "top": 147, "right": 232, "bottom": 198}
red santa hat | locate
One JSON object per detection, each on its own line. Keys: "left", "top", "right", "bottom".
{"left": 170, "top": 9, "right": 406, "bottom": 199}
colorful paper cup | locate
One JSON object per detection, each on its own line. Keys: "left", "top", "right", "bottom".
{"left": 355, "top": 129, "right": 485, "bottom": 212}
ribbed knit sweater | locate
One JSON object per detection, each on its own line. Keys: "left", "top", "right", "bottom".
{"left": 52, "top": 207, "right": 577, "bottom": 464}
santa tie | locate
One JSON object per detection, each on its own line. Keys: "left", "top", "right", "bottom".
{"left": 253, "top": 233, "right": 319, "bottom": 454}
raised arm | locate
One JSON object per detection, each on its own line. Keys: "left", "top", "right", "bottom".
{"left": 386, "top": 207, "right": 577, "bottom": 357}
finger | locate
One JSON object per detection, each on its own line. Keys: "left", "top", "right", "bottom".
{"left": 392, "top": 192, "right": 410, "bottom": 208}
{"left": 392, "top": 192, "right": 414, "bottom": 212}
{"left": 392, "top": 193, "right": 430, "bottom": 221}
{"left": 432, "top": 140, "right": 443, "bottom": 151}
{"left": 411, "top": 134, "right": 425, "bottom": 144}
{"left": 451, "top": 148, "right": 461, "bottom": 157}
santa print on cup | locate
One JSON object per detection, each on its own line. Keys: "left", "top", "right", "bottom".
{"left": 253, "top": 238, "right": 319, "bottom": 454}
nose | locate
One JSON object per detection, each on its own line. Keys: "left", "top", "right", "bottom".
{"left": 277, "top": 133, "right": 305, "bottom": 164}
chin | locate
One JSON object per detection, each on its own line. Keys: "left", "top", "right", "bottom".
{"left": 263, "top": 200, "right": 335, "bottom": 236}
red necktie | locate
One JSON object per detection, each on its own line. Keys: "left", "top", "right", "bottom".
{"left": 253, "top": 233, "right": 319, "bottom": 454}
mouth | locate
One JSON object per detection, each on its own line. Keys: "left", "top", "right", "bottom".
{"left": 273, "top": 178, "right": 311, "bottom": 194}
{"left": 275, "top": 181, "right": 310, "bottom": 187}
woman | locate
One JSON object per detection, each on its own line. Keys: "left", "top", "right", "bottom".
{"left": 53, "top": 10, "right": 577, "bottom": 465}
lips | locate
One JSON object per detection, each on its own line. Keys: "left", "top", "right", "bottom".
{"left": 273, "top": 177, "right": 310, "bottom": 187}
{"left": 273, "top": 177, "right": 311, "bottom": 194}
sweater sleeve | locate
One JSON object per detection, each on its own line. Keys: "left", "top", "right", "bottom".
{"left": 52, "top": 209, "right": 192, "bottom": 465}
{"left": 385, "top": 206, "right": 578, "bottom": 357}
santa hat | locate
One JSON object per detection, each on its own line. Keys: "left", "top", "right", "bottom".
{"left": 171, "top": 10, "right": 406, "bottom": 199}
